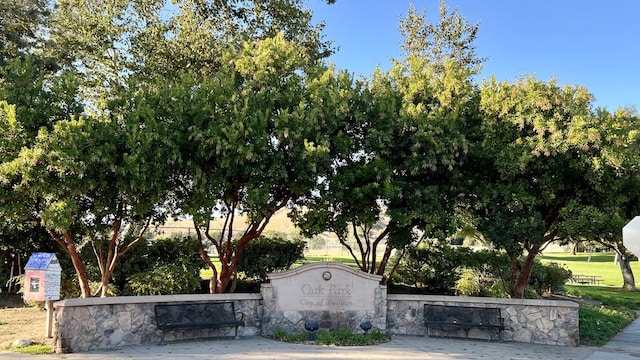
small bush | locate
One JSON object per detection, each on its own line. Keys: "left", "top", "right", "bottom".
{"left": 273, "top": 327, "right": 305, "bottom": 343}
{"left": 455, "top": 268, "right": 508, "bottom": 298}
{"left": 455, "top": 268, "right": 481, "bottom": 296}
{"left": 271, "top": 327, "right": 388, "bottom": 346}
{"left": 112, "top": 235, "right": 203, "bottom": 295}
{"left": 126, "top": 265, "right": 200, "bottom": 295}
{"left": 391, "top": 241, "right": 509, "bottom": 295}
{"left": 236, "top": 235, "right": 305, "bottom": 281}
{"left": 391, "top": 240, "right": 474, "bottom": 294}
{"left": 528, "top": 260, "right": 572, "bottom": 295}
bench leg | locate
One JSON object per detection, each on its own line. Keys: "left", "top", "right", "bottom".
{"left": 234, "top": 326, "right": 240, "bottom": 340}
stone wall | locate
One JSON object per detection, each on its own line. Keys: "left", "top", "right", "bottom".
{"left": 54, "top": 294, "right": 262, "bottom": 353}
{"left": 387, "top": 294, "right": 579, "bottom": 346}
{"left": 53, "top": 293, "right": 579, "bottom": 353}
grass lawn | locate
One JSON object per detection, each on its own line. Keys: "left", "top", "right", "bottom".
{"left": 541, "top": 252, "right": 640, "bottom": 346}
{"left": 298, "top": 254, "right": 358, "bottom": 268}
{"left": 540, "top": 252, "right": 640, "bottom": 287}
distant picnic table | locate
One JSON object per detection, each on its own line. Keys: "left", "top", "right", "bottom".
{"left": 570, "top": 274, "right": 603, "bottom": 285}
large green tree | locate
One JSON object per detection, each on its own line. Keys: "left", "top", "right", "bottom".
{"left": 558, "top": 108, "right": 640, "bottom": 291}
{"left": 0, "top": 107, "right": 175, "bottom": 297}
{"left": 460, "top": 76, "right": 612, "bottom": 298}
{"left": 0, "top": 0, "right": 338, "bottom": 297}
{"left": 292, "top": 1, "right": 480, "bottom": 277}
{"left": 47, "top": 0, "right": 335, "bottom": 110}
{"left": 126, "top": 34, "right": 353, "bottom": 293}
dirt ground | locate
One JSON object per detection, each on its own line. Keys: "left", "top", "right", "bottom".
{"left": 0, "top": 295, "right": 53, "bottom": 348}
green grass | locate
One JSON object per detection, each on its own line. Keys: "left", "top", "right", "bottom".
{"left": 540, "top": 252, "right": 640, "bottom": 287}
{"left": 565, "top": 285, "right": 640, "bottom": 309}
{"left": 578, "top": 306, "right": 636, "bottom": 346}
{"left": 11, "top": 344, "right": 54, "bottom": 355}
{"left": 271, "top": 327, "right": 389, "bottom": 346}
{"left": 541, "top": 252, "right": 640, "bottom": 346}
{"left": 297, "top": 255, "right": 358, "bottom": 268}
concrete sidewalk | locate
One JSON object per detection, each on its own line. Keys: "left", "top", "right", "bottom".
{"left": 2, "top": 318, "right": 640, "bottom": 360}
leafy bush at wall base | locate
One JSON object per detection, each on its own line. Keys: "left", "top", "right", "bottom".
{"left": 390, "top": 241, "right": 475, "bottom": 294}
{"left": 270, "top": 327, "right": 389, "bottom": 346}
{"left": 392, "top": 241, "right": 572, "bottom": 296}
{"left": 528, "top": 261, "right": 572, "bottom": 295}
{"left": 126, "top": 265, "right": 200, "bottom": 295}
{"left": 108, "top": 235, "right": 203, "bottom": 295}
{"left": 236, "top": 235, "right": 306, "bottom": 281}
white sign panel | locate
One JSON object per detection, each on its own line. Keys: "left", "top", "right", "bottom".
{"left": 268, "top": 262, "right": 382, "bottom": 311}
{"left": 623, "top": 216, "right": 640, "bottom": 257}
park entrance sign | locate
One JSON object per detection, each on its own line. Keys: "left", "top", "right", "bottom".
{"left": 260, "top": 262, "right": 387, "bottom": 336}
{"left": 623, "top": 216, "right": 640, "bottom": 257}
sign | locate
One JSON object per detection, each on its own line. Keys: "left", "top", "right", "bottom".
{"left": 268, "top": 262, "right": 381, "bottom": 311}
{"left": 623, "top": 217, "right": 640, "bottom": 258}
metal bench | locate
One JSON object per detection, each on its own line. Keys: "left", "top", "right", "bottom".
{"left": 154, "top": 301, "right": 245, "bottom": 344}
{"left": 424, "top": 304, "right": 504, "bottom": 341}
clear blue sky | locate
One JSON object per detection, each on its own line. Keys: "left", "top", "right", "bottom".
{"left": 309, "top": 0, "right": 639, "bottom": 111}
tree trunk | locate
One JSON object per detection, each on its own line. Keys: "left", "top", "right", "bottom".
{"left": 194, "top": 225, "right": 220, "bottom": 294}
{"left": 510, "top": 245, "right": 541, "bottom": 299}
{"left": 376, "top": 244, "right": 393, "bottom": 277}
{"left": 49, "top": 230, "right": 93, "bottom": 298}
{"left": 618, "top": 253, "right": 637, "bottom": 291}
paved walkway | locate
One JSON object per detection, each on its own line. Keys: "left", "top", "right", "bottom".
{"left": 2, "top": 318, "right": 640, "bottom": 360}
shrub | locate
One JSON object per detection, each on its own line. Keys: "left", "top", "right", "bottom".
{"left": 392, "top": 240, "right": 570, "bottom": 297}
{"left": 455, "top": 268, "right": 481, "bottom": 296}
{"left": 236, "top": 235, "right": 305, "bottom": 281}
{"left": 528, "top": 260, "right": 572, "bottom": 295}
{"left": 391, "top": 240, "right": 474, "bottom": 294}
{"left": 126, "top": 265, "right": 200, "bottom": 295}
{"left": 112, "top": 235, "right": 203, "bottom": 295}
{"left": 455, "top": 267, "right": 508, "bottom": 298}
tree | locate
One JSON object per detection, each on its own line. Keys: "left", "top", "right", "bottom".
{"left": 46, "top": 0, "right": 167, "bottom": 112}
{"left": 292, "top": 1, "right": 480, "bottom": 277}
{"left": 399, "top": 1, "right": 484, "bottom": 75}
{"left": 47, "top": 0, "right": 335, "bottom": 109}
{"left": 0, "top": 0, "right": 340, "bottom": 297}
{"left": 558, "top": 108, "right": 640, "bottom": 291}
{"left": 0, "top": 0, "right": 51, "bottom": 67}
{"left": 0, "top": 61, "right": 177, "bottom": 298}
{"left": 459, "top": 76, "right": 608, "bottom": 298}
{"left": 126, "top": 34, "right": 353, "bottom": 293}
{"left": 0, "top": 112, "right": 175, "bottom": 297}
